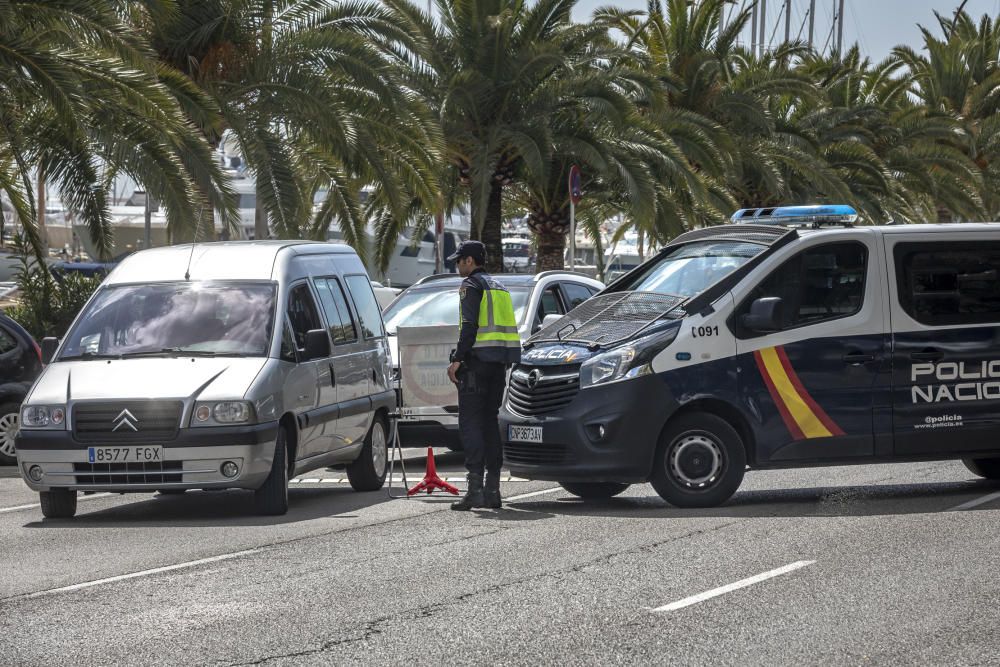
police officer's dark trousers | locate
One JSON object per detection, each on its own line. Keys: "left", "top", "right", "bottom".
{"left": 458, "top": 357, "right": 506, "bottom": 477}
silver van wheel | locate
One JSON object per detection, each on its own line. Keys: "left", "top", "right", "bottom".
{"left": 346, "top": 415, "right": 389, "bottom": 492}
{"left": 371, "top": 421, "right": 387, "bottom": 474}
{"left": 0, "top": 409, "right": 19, "bottom": 462}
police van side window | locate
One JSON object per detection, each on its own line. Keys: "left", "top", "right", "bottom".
{"left": 739, "top": 242, "right": 867, "bottom": 334}
{"left": 314, "top": 277, "right": 359, "bottom": 344}
{"left": 344, "top": 274, "right": 385, "bottom": 339}
{"left": 895, "top": 242, "right": 1000, "bottom": 326}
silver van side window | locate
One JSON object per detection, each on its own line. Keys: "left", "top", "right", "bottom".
{"left": 286, "top": 284, "right": 323, "bottom": 352}
{"left": 314, "top": 277, "right": 358, "bottom": 345}
{"left": 344, "top": 274, "right": 385, "bottom": 339}
{"left": 279, "top": 322, "right": 297, "bottom": 362}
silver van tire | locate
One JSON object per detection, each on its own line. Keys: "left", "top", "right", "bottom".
{"left": 651, "top": 413, "right": 746, "bottom": 508}
{"left": 559, "top": 482, "right": 630, "bottom": 499}
{"left": 347, "top": 416, "right": 388, "bottom": 492}
{"left": 0, "top": 401, "right": 21, "bottom": 465}
{"left": 254, "top": 427, "right": 289, "bottom": 515}
{"left": 40, "top": 489, "right": 77, "bottom": 519}
{"left": 963, "top": 457, "right": 1000, "bottom": 480}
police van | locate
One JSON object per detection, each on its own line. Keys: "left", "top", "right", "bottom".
{"left": 500, "top": 205, "right": 1000, "bottom": 507}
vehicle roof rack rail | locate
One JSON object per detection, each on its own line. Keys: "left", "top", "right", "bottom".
{"left": 731, "top": 204, "right": 858, "bottom": 228}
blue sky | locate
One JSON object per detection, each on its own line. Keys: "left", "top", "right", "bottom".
{"left": 572, "top": 0, "right": 1000, "bottom": 59}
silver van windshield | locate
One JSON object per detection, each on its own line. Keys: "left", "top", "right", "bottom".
{"left": 59, "top": 282, "right": 277, "bottom": 359}
{"left": 614, "top": 241, "right": 765, "bottom": 297}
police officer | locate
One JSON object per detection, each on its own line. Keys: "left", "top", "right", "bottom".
{"left": 446, "top": 241, "right": 521, "bottom": 511}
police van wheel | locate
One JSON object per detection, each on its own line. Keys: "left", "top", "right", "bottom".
{"left": 40, "top": 489, "right": 77, "bottom": 519}
{"left": 559, "top": 482, "right": 630, "bottom": 499}
{"left": 963, "top": 457, "right": 1000, "bottom": 481}
{"left": 254, "top": 427, "right": 289, "bottom": 516}
{"left": 651, "top": 413, "right": 746, "bottom": 508}
{"left": 347, "top": 416, "right": 388, "bottom": 492}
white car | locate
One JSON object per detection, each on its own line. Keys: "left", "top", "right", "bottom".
{"left": 382, "top": 271, "right": 603, "bottom": 449}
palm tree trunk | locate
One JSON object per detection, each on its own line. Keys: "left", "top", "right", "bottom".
{"left": 637, "top": 228, "right": 645, "bottom": 263}
{"left": 536, "top": 227, "right": 566, "bottom": 272}
{"left": 254, "top": 180, "right": 268, "bottom": 240}
{"left": 482, "top": 181, "right": 503, "bottom": 272}
{"left": 36, "top": 167, "right": 49, "bottom": 256}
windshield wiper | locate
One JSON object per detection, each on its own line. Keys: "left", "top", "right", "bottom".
{"left": 120, "top": 348, "right": 220, "bottom": 358}
{"left": 59, "top": 352, "right": 122, "bottom": 361}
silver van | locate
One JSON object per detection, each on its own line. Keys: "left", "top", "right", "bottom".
{"left": 16, "top": 241, "right": 395, "bottom": 518}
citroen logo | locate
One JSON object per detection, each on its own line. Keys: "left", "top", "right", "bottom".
{"left": 112, "top": 409, "right": 139, "bottom": 432}
{"left": 526, "top": 369, "right": 541, "bottom": 389}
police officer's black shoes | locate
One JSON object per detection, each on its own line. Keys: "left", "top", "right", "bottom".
{"left": 483, "top": 473, "right": 502, "bottom": 509}
{"left": 451, "top": 474, "right": 485, "bottom": 511}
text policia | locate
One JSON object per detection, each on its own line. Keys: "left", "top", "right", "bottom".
{"left": 911, "top": 361, "right": 1000, "bottom": 403}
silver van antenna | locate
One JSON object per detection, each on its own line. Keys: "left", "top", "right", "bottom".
{"left": 185, "top": 204, "right": 205, "bottom": 280}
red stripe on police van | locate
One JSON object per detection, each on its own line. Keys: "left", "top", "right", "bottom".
{"left": 754, "top": 349, "right": 806, "bottom": 441}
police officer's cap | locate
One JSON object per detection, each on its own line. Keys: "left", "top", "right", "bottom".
{"left": 447, "top": 240, "right": 486, "bottom": 263}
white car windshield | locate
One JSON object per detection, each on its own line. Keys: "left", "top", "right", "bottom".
{"left": 59, "top": 282, "right": 276, "bottom": 359}
{"left": 615, "top": 241, "right": 765, "bottom": 297}
{"left": 383, "top": 285, "right": 530, "bottom": 334}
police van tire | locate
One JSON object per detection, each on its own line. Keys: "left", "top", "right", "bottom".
{"left": 559, "top": 482, "right": 630, "bottom": 499}
{"left": 963, "top": 457, "right": 1000, "bottom": 480}
{"left": 254, "top": 427, "right": 289, "bottom": 516}
{"left": 40, "top": 489, "right": 77, "bottom": 519}
{"left": 651, "top": 413, "right": 746, "bottom": 508}
{"left": 347, "top": 416, "right": 388, "bottom": 492}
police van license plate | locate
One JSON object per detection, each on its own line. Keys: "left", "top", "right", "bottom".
{"left": 87, "top": 446, "right": 163, "bottom": 463}
{"left": 508, "top": 425, "right": 543, "bottom": 443}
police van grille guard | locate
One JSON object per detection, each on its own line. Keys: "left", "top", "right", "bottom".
{"left": 527, "top": 292, "right": 686, "bottom": 348}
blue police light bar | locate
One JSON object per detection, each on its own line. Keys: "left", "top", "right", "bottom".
{"left": 730, "top": 204, "right": 859, "bottom": 227}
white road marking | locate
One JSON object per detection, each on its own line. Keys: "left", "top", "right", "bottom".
{"left": 652, "top": 560, "right": 816, "bottom": 613}
{"left": 23, "top": 549, "right": 261, "bottom": 599}
{"left": 506, "top": 487, "right": 563, "bottom": 501}
{"left": 947, "top": 490, "right": 1000, "bottom": 512}
{"left": 19, "top": 488, "right": 563, "bottom": 598}
{"left": 0, "top": 493, "right": 114, "bottom": 515}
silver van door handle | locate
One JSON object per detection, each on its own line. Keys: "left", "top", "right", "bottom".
{"left": 329, "top": 363, "right": 336, "bottom": 386}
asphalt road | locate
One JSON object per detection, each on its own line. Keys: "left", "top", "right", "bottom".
{"left": 2, "top": 450, "right": 1000, "bottom": 665}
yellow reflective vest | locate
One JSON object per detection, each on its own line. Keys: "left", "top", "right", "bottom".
{"left": 457, "top": 271, "right": 521, "bottom": 365}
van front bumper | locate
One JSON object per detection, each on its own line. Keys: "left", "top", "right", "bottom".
{"left": 499, "top": 374, "right": 674, "bottom": 484}
{"left": 15, "top": 422, "right": 280, "bottom": 492}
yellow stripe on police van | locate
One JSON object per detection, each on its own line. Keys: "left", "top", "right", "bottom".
{"left": 757, "top": 346, "right": 834, "bottom": 439}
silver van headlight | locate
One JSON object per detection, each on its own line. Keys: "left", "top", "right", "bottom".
{"left": 191, "top": 401, "right": 254, "bottom": 426}
{"left": 21, "top": 405, "right": 66, "bottom": 429}
{"left": 579, "top": 326, "right": 679, "bottom": 389}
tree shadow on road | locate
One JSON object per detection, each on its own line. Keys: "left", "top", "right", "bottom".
{"left": 502, "top": 479, "right": 1000, "bottom": 520}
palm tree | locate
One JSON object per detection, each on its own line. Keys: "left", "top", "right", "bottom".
{"left": 142, "top": 0, "right": 441, "bottom": 255}
{"left": 0, "top": 0, "right": 235, "bottom": 259}
{"left": 376, "top": 0, "right": 614, "bottom": 272}
{"left": 794, "top": 48, "right": 982, "bottom": 223}
{"left": 894, "top": 10, "right": 1000, "bottom": 219}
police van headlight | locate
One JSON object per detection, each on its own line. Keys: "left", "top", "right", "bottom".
{"left": 191, "top": 401, "right": 254, "bottom": 426}
{"left": 579, "top": 326, "right": 679, "bottom": 389}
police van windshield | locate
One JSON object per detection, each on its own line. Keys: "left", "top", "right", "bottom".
{"left": 383, "top": 286, "right": 530, "bottom": 334}
{"left": 613, "top": 241, "right": 765, "bottom": 297}
{"left": 59, "top": 282, "right": 276, "bottom": 359}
